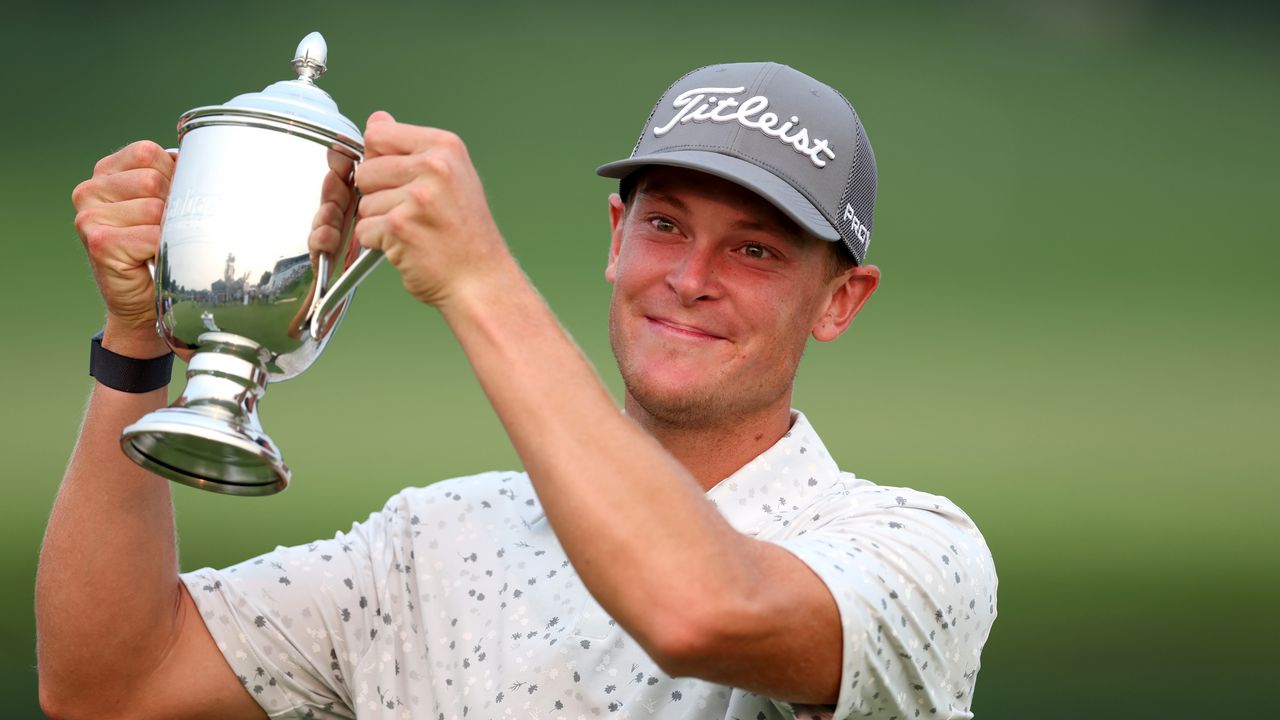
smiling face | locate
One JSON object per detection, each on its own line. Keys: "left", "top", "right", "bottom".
{"left": 605, "top": 167, "right": 878, "bottom": 429}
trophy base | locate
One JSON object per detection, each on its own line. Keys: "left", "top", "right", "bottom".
{"left": 121, "top": 332, "right": 289, "bottom": 496}
{"left": 123, "top": 406, "right": 289, "bottom": 496}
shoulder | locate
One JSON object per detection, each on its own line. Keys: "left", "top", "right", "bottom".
{"left": 844, "top": 474, "right": 976, "bottom": 522}
{"left": 376, "top": 470, "right": 533, "bottom": 515}
{"left": 388, "top": 469, "right": 531, "bottom": 502}
{"left": 834, "top": 472, "right": 997, "bottom": 579}
{"left": 791, "top": 471, "right": 995, "bottom": 569}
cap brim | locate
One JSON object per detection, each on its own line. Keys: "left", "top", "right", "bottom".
{"left": 596, "top": 151, "right": 840, "bottom": 243}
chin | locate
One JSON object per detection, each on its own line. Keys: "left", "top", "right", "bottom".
{"left": 626, "top": 383, "right": 724, "bottom": 427}
{"left": 622, "top": 368, "right": 790, "bottom": 430}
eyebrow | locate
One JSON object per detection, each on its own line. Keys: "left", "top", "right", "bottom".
{"left": 635, "top": 189, "right": 688, "bottom": 213}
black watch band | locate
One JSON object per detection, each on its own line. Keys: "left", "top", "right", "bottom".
{"left": 89, "top": 330, "right": 175, "bottom": 393}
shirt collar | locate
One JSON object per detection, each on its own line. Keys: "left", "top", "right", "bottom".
{"left": 705, "top": 410, "right": 843, "bottom": 534}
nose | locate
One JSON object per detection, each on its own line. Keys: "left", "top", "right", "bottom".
{"left": 666, "top": 242, "right": 721, "bottom": 305}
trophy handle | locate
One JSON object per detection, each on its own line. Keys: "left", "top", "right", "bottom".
{"left": 310, "top": 244, "right": 384, "bottom": 340}
{"left": 308, "top": 155, "right": 385, "bottom": 339}
{"left": 145, "top": 149, "right": 181, "bottom": 283}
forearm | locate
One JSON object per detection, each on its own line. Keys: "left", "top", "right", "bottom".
{"left": 37, "top": 327, "right": 184, "bottom": 707}
{"left": 439, "top": 265, "right": 761, "bottom": 657}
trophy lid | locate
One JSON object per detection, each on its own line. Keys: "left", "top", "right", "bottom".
{"left": 178, "top": 32, "right": 363, "bottom": 155}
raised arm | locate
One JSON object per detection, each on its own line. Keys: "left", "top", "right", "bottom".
{"left": 36, "top": 141, "right": 264, "bottom": 720}
{"left": 352, "top": 113, "right": 864, "bottom": 705}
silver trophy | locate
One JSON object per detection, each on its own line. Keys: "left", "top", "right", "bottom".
{"left": 121, "top": 32, "right": 382, "bottom": 495}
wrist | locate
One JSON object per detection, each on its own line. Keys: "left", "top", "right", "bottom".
{"left": 436, "top": 255, "right": 530, "bottom": 321}
{"left": 90, "top": 329, "right": 174, "bottom": 394}
{"left": 101, "top": 317, "right": 169, "bottom": 360}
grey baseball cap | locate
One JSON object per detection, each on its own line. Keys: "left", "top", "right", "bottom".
{"left": 597, "top": 62, "right": 877, "bottom": 264}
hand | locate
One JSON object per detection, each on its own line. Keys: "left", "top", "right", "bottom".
{"left": 72, "top": 141, "right": 175, "bottom": 351}
{"left": 308, "top": 148, "right": 358, "bottom": 267}
{"left": 353, "top": 111, "right": 514, "bottom": 308}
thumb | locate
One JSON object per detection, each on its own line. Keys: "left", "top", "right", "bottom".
{"left": 364, "top": 111, "right": 397, "bottom": 160}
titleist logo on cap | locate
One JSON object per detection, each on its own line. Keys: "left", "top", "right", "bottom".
{"left": 652, "top": 86, "right": 837, "bottom": 169}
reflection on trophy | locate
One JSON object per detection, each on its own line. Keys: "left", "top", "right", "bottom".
{"left": 121, "top": 32, "right": 383, "bottom": 495}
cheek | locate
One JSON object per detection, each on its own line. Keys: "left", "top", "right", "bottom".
{"left": 751, "top": 287, "right": 826, "bottom": 348}
{"left": 610, "top": 241, "right": 670, "bottom": 293}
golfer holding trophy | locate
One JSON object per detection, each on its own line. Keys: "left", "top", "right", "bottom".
{"left": 37, "top": 33, "right": 997, "bottom": 720}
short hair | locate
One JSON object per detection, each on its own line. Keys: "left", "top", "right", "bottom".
{"left": 618, "top": 172, "right": 642, "bottom": 206}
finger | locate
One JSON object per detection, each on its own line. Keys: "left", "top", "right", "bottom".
{"left": 355, "top": 154, "right": 446, "bottom": 196}
{"left": 93, "top": 141, "right": 175, "bottom": 179}
{"left": 364, "top": 120, "right": 460, "bottom": 159}
{"left": 78, "top": 197, "right": 167, "bottom": 231}
{"left": 353, "top": 185, "right": 410, "bottom": 219}
{"left": 325, "top": 146, "right": 355, "bottom": 174}
{"left": 308, "top": 202, "right": 346, "bottom": 257}
{"left": 83, "top": 224, "right": 162, "bottom": 270}
{"left": 310, "top": 200, "right": 347, "bottom": 232}
{"left": 75, "top": 167, "right": 172, "bottom": 206}
{"left": 308, "top": 225, "right": 343, "bottom": 263}
{"left": 318, "top": 166, "right": 355, "bottom": 206}
{"left": 363, "top": 111, "right": 396, "bottom": 160}
{"left": 320, "top": 154, "right": 356, "bottom": 203}
{"left": 352, "top": 214, "right": 390, "bottom": 252}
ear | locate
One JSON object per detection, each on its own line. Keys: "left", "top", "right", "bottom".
{"left": 606, "top": 193, "right": 626, "bottom": 284}
{"left": 812, "top": 264, "right": 880, "bottom": 342}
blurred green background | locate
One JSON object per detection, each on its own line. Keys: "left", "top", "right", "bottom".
{"left": 3, "top": 1, "right": 1276, "bottom": 717}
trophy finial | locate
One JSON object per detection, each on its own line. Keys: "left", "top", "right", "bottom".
{"left": 292, "top": 32, "right": 328, "bottom": 83}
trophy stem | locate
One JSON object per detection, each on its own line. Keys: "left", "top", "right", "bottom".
{"left": 121, "top": 332, "right": 289, "bottom": 495}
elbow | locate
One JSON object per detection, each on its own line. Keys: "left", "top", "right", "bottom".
{"left": 38, "top": 655, "right": 90, "bottom": 720}
{"left": 39, "top": 676, "right": 130, "bottom": 720}
{"left": 641, "top": 603, "right": 742, "bottom": 680}
{"left": 646, "top": 624, "right": 715, "bottom": 679}
{"left": 38, "top": 662, "right": 72, "bottom": 720}
{"left": 38, "top": 680, "right": 78, "bottom": 720}
{"left": 634, "top": 569, "right": 777, "bottom": 680}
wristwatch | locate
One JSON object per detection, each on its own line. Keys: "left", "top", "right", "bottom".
{"left": 89, "top": 330, "right": 174, "bottom": 393}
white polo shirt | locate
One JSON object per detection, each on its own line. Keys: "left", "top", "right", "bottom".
{"left": 182, "top": 411, "right": 997, "bottom": 719}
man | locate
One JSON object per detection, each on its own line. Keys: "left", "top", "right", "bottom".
{"left": 37, "top": 63, "right": 997, "bottom": 719}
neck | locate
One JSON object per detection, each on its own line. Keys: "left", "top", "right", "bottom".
{"left": 624, "top": 393, "right": 795, "bottom": 492}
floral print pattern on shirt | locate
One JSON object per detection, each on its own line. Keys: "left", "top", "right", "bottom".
{"left": 182, "top": 411, "right": 997, "bottom": 719}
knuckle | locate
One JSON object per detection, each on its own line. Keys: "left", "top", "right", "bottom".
{"left": 137, "top": 168, "right": 166, "bottom": 198}
{"left": 74, "top": 206, "right": 98, "bottom": 233}
{"left": 95, "top": 140, "right": 163, "bottom": 177}
{"left": 142, "top": 197, "right": 167, "bottom": 224}
{"left": 71, "top": 178, "right": 95, "bottom": 208}
{"left": 407, "top": 183, "right": 435, "bottom": 208}
{"left": 92, "top": 152, "right": 114, "bottom": 177}
{"left": 80, "top": 223, "right": 112, "bottom": 254}
{"left": 385, "top": 209, "right": 410, "bottom": 237}
{"left": 125, "top": 140, "right": 163, "bottom": 166}
{"left": 435, "top": 130, "right": 465, "bottom": 153}
{"left": 415, "top": 153, "right": 449, "bottom": 178}
{"left": 353, "top": 220, "right": 380, "bottom": 249}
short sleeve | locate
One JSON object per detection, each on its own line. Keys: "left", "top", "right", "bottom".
{"left": 771, "top": 486, "right": 998, "bottom": 720}
{"left": 181, "top": 502, "right": 397, "bottom": 719}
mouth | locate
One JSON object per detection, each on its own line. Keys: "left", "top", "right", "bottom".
{"left": 646, "top": 316, "right": 727, "bottom": 341}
